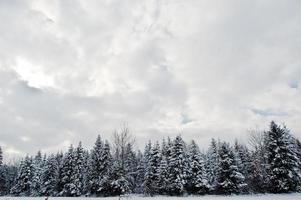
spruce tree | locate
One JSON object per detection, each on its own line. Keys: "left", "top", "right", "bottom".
{"left": 206, "top": 138, "right": 219, "bottom": 192}
{"left": 89, "top": 136, "right": 113, "bottom": 196}
{"left": 265, "top": 121, "right": 301, "bottom": 193}
{"left": 59, "top": 145, "right": 76, "bottom": 196}
{"left": 233, "top": 140, "right": 251, "bottom": 193}
{"left": 124, "top": 143, "right": 138, "bottom": 191}
{"left": 134, "top": 150, "right": 145, "bottom": 194}
{"left": 144, "top": 142, "right": 161, "bottom": 196}
{"left": 187, "top": 140, "right": 209, "bottom": 194}
{"left": 71, "top": 142, "right": 85, "bottom": 196}
{"left": 10, "top": 156, "right": 34, "bottom": 196}
{"left": 31, "top": 151, "right": 44, "bottom": 196}
{"left": 216, "top": 142, "right": 246, "bottom": 195}
{"left": 41, "top": 155, "right": 58, "bottom": 196}
{"left": 167, "top": 135, "right": 188, "bottom": 195}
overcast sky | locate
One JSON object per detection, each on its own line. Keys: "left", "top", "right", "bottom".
{"left": 1, "top": 0, "right": 301, "bottom": 160}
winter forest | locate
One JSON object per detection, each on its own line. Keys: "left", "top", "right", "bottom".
{"left": 0, "top": 121, "right": 301, "bottom": 197}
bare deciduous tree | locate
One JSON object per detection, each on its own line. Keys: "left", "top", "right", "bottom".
{"left": 112, "top": 123, "right": 135, "bottom": 169}
{"left": 247, "top": 127, "right": 266, "bottom": 151}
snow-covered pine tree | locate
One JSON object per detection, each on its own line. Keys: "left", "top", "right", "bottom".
{"left": 248, "top": 150, "right": 266, "bottom": 193}
{"left": 71, "top": 142, "right": 85, "bottom": 196}
{"left": 31, "top": 151, "right": 44, "bottom": 196}
{"left": 89, "top": 136, "right": 113, "bottom": 196}
{"left": 82, "top": 150, "right": 90, "bottom": 195}
{"left": 55, "top": 151, "right": 64, "bottom": 195}
{"left": 158, "top": 154, "right": 168, "bottom": 194}
{"left": 0, "top": 164, "right": 18, "bottom": 195}
{"left": 98, "top": 140, "right": 113, "bottom": 196}
{"left": 88, "top": 135, "right": 103, "bottom": 195}
{"left": 10, "top": 156, "right": 34, "bottom": 196}
{"left": 233, "top": 140, "right": 251, "bottom": 193}
{"left": 134, "top": 150, "right": 145, "bottom": 194}
{"left": 265, "top": 121, "right": 301, "bottom": 193}
{"left": 216, "top": 142, "right": 246, "bottom": 195}
{"left": 59, "top": 145, "right": 76, "bottom": 196}
{"left": 109, "top": 161, "right": 130, "bottom": 196}
{"left": 206, "top": 138, "right": 219, "bottom": 193}
{"left": 186, "top": 140, "right": 209, "bottom": 194}
{"left": 143, "top": 141, "right": 152, "bottom": 169}
{"left": 40, "top": 154, "right": 58, "bottom": 196}
{"left": 124, "top": 143, "right": 138, "bottom": 191}
{"left": 167, "top": 135, "right": 188, "bottom": 195}
{"left": 144, "top": 142, "right": 161, "bottom": 196}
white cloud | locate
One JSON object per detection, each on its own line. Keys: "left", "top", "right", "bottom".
{"left": 1, "top": 0, "right": 301, "bottom": 158}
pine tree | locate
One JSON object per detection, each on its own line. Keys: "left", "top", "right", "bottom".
{"left": 187, "top": 140, "right": 209, "bottom": 194}
{"left": 59, "top": 145, "right": 76, "bottom": 196}
{"left": 82, "top": 150, "right": 90, "bottom": 195}
{"left": 167, "top": 135, "right": 188, "bottom": 195}
{"left": 55, "top": 151, "right": 64, "bottom": 195}
{"left": 233, "top": 140, "right": 251, "bottom": 193}
{"left": 134, "top": 150, "right": 145, "bottom": 194}
{"left": 110, "top": 162, "right": 130, "bottom": 196}
{"left": 89, "top": 136, "right": 113, "bottom": 196}
{"left": 216, "top": 142, "right": 246, "bottom": 195}
{"left": 144, "top": 142, "right": 161, "bottom": 196}
{"left": 206, "top": 138, "right": 219, "bottom": 192}
{"left": 0, "top": 164, "right": 18, "bottom": 195}
{"left": 124, "top": 143, "right": 138, "bottom": 191}
{"left": 158, "top": 154, "right": 168, "bottom": 194}
{"left": 248, "top": 150, "right": 266, "bottom": 193}
{"left": 265, "top": 121, "right": 301, "bottom": 193}
{"left": 10, "top": 156, "right": 34, "bottom": 196}
{"left": 31, "top": 151, "right": 44, "bottom": 196}
{"left": 71, "top": 142, "right": 85, "bottom": 196}
{"left": 40, "top": 155, "right": 58, "bottom": 196}
{"left": 98, "top": 141, "right": 113, "bottom": 196}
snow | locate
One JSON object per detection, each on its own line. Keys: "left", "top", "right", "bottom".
{"left": 1, "top": 194, "right": 301, "bottom": 200}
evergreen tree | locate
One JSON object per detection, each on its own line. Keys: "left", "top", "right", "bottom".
{"left": 187, "top": 140, "right": 209, "bottom": 194}
{"left": 124, "top": 143, "right": 138, "bottom": 191}
{"left": 40, "top": 155, "right": 58, "bottom": 196}
{"left": 216, "top": 142, "right": 246, "bottom": 195}
{"left": 265, "top": 121, "right": 301, "bottom": 193}
{"left": 157, "top": 154, "right": 168, "bottom": 195}
{"left": 82, "top": 150, "right": 90, "bottom": 195}
{"left": 71, "top": 142, "right": 85, "bottom": 196}
{"left": 59, "top": 145, "right": 76, "bottom": 196}
{"left": 109, "top": 162, "right": 130, "bottom": 196}
{"left": 144, "top": 142, "right": 161, "bottom": 196}
{"left": 233, "top": 140, "right": 251, "bottom": 193}
{"left": 89, "top": 136, "right": 113, "bottom": 196}
{"left": 0, "top": 164, "right": 18, "bottom": 196}
{"left": 248, "top": 150, "right": 266, "bottom": 193}
{"left": 206, "top": 138, "right": 219, "bottom": 192}
{"left": 167, "top": 135, "right": 188, "bottom": 195}
{"left": 31, "top": 151, "right": 44, "bottom": 196}
{"left": 10, "top": 156, "right": 34, "bottom": 196}
{"left": 55, "top": 151, "right": 64, "bottom": 195}
{"left": 134, "top": 150, "right": 145, "bottom": 194}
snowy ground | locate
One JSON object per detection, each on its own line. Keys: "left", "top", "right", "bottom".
{"left": 1, "top": 193, "right": 301, "bottom": 200}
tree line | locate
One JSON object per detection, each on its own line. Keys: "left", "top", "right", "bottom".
{"left": 0, "top": 121, "right": 301, "bottom": 197}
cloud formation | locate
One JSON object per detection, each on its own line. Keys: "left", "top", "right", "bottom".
{"left": 1, "top": 0, "right": 301, "bottom": 160}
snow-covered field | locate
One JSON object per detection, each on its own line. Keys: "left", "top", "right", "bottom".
{"left": 1, "top": 193, "right": 301, "bottom": 200}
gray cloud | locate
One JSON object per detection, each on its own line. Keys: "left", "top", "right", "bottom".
{"left": 1, "top": 0, "right": 301, "bottom": 161}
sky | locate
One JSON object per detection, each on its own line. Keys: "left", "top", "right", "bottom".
{"left": 1, "top": 0, "right": 301, "bottom": 161}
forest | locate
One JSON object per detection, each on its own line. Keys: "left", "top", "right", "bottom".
{"left": 0, "top": 121, "right": 301, "bottom": 197}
